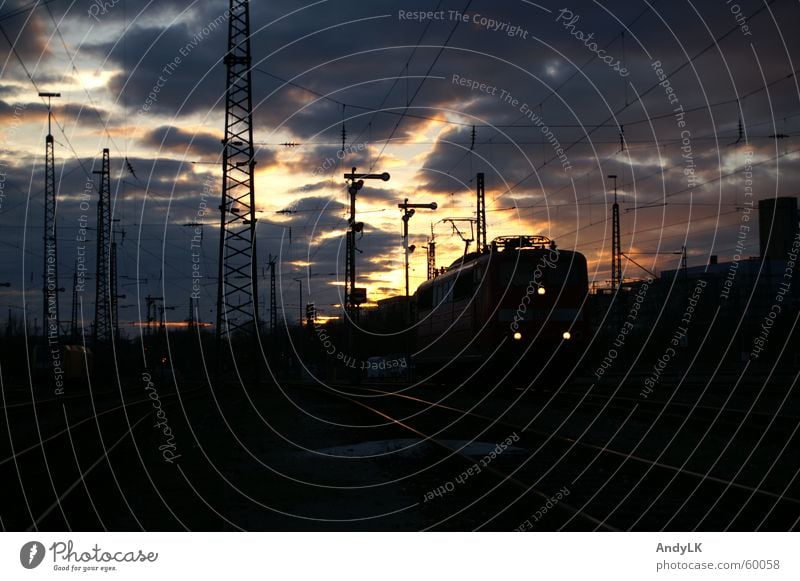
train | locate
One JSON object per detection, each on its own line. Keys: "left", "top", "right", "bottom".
{"left": 413, "top": 235, "right": 589, "bottom": 378}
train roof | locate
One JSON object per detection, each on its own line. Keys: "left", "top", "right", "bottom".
{"left": 442, "top": 235, "right": 582, "bottom": 270}
{"left": 417, "top": 235, "right": 585, "bottom": 293}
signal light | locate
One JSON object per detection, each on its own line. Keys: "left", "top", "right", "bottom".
{"left": 562, "top": 331, "right": 572, "bottom": 340}
{"left": 513, "top": 332, "right": 522, "bottom": 341}
{"left": 348, "top": 180, "right": 364, "bottom": 195}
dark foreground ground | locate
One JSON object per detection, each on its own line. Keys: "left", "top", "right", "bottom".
{"left": 1, "top": 365, "right": 798, "bottom": 531}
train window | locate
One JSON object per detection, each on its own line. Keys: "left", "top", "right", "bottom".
{"left": 499, "top": 254, "right": 587, "bottom": 288}
{"left": 499, "top": 262, "right": 538, "bottom": 286}
{"left": 546, "top": 262, "right": 586, "bottom": 286}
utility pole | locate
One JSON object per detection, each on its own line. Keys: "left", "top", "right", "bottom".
{"left": 609, "top": 174, "right": 622, "bottom": 292}
{"left": 217, "top": 0, "right": 259, "bottom": 364}
{"left": 293, "top": 277, "right": 303, "bottom": 328}
{"left": 476, "top": 172, "right": 487, "bottom": 253}
{"left": 681, "top": 245, "right": 688, "bottom": 274}
{"left": 187, "top": 296, "right": 195, "bottom": 329}
{"left": 41, "top": 91, "right": 60, "bottom": 345}
{"left": 183, "top": 222, "right": 202, "bottom": 330}
{"left": 94, "top": 148, "right": 112, "bottom": 344}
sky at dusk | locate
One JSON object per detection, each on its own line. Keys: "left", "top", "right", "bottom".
{"left": 0, "top": 0, "right": 798, "bottom": 332}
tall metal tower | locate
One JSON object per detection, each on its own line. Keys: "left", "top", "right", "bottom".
{"left": 609, "top": 174, "right": 622, "bottom": 291}
{"left": 41, "top": 92, "right": 60, "bottom": 343}
{"left": 476, "top": 172, "right": 487, "bottom": 253}
{"left": 216, "top": 0, "right": 258, "bottom": 341}
{"left": 426, "top": 237, "right": 436, "bottom": 280}
{"left": 94, "top": 148, "right": 112, "bottom": 344}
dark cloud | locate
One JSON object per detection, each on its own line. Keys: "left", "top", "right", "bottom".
{"left": 139, "top": 124, "right": 222, "bottom": 159}
{"left": 0, "top": 1, "right": 52, "bottom": 74}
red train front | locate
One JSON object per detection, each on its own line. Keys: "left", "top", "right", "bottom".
{"left": 414, "top": 235, "right": 589, "bottom": 378}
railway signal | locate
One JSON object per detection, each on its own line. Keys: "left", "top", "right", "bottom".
{"left": 398, "top": 199, "right": 437, "bottom": 381}
{"left": 398, "top": 199, "right": 438, "bottom": 299}
{"left": 343, "top": 167, "right": 390, "bottom": 384}
{"left": 343, "top": 167, "right": 390, "bottom": 319}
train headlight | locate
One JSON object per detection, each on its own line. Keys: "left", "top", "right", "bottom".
{"left": 537, "top": 287, "right": 546, "bottom": 295}
{"left": 513, "top": 332, "right": 522, "bottom": 341}
{"left": 562, "top": 331, "right": 572, "bottom": 341}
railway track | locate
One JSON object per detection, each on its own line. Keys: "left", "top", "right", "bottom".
{"left": 0, "top": 380, "right": 213, "bottom": 531}
{"left": 2, "top": 374, "right": 796, "bottom": 531}
{"left": 310, "top": 381, "right": 800, "bottom": 530}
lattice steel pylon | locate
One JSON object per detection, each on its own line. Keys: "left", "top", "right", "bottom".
{"left": 41, "top": 92, "right": 60, "bottom": 344}
{"left": 426, "top": 239, "right": 436, "bottom": 280}
{"left": 94, "top": 148, "right": 112, "bottom": 344}
{"left": 476, "top": 172, "right": 487, "bottom": 253}
{"left": 609, "top": 174, "right": 622, "bottom": 292}
{"left": 216, "top": 0, "right": 259, "bottom": 343}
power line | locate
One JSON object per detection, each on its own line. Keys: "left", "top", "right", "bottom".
{"left": 343, "top": 0, "right": 446, "bottom": 152}
{"left": 0, "top": 0, "right": 60, "bottom": 24}
{"left": 44, "top": 3, "right": 124, "bottom": 156}
{"left": 496, "top": 0, "right": 781, "bottom": 200}
{"left": 423, "top": 2, "right": 663, "bottom": 196}
{"left": 368, "top": 0, "right": 474, "bottom": 173}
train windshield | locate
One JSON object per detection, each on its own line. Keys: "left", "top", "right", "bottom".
{"left": 498, "top": 252, "right": 586, "bottom": 288}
